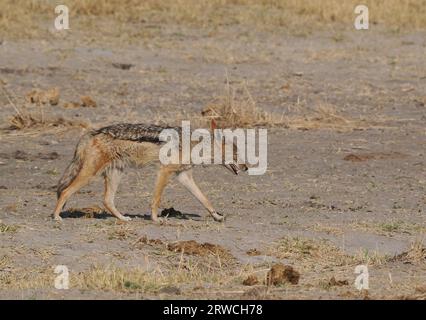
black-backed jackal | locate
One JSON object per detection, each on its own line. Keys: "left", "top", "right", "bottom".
{"left": 53, "top": 122, "right": 248, "bottom": 222}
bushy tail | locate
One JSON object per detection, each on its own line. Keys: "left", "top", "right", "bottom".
{"left": 56, "top": 131, "right": 95, "bottom": 198}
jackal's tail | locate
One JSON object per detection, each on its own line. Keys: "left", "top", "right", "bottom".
{"left": 56, "top": 131, "right": 95, "bottom": 199}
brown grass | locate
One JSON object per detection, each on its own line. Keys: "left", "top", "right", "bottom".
{"left": 0, "top": 260, "right": 251, "bottom": 294}
{"left": 1, "top": 0, "right": 425, "bottom": 40}
{"left": 201, "top": 83, "right": 283, "bottom": 128}
{"left": 392, "top": 240, "right": 426, "bottom": 264}
{"left": 266, "top": 236, "right": 389, "bottom": 271}
{"left": 1, "top": 85, "right": 89, "bottom": 134}
{"left": 26, "top": 88, "right": 60, "bottom": 106}
{"left": 8, "top": 113, "right": 88, "bottom": 131}
{"left": 284, "top": 104, "right": 390, "bottom": 131}
{"left": 160, "top": 86, "right": 389, "bottom": 131}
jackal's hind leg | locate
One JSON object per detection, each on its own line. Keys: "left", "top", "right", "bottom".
{"left": 53, "top": 172, "right": 92, "bottom": 221}
{"left": 177, "top": 170, "right": 224, "bottom": 222}
{"left": 103, "top": 168, "right": 130, "bottom": 221}
{"left": 151, "top": 167, "right": 173, "bottom": 223}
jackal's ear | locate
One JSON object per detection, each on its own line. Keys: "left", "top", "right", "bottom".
{"left": 210, "top": 119, "right": 217, "bottom": 130}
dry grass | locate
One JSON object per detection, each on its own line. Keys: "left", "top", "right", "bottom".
{"left": 145, "top": 81, "right": 284, "bottom": 129}
{"left": 392, "top": 240, "right": 426, "bottom": 264}
{"left": 267, "top": 236, "right": 353, "bottom": 267}
{"left": 190, "top": 82, "right": 389, "bottom": 130}
{"left": 284, "top": 104, "right": 390, "bottom": 131}
{"left": 1, "top": 85, "right": 89, "bottom": 134}
{"left": 26, "top": 88, "right": 60, "bottom": 106}
{"left": 352, "top": 220, "right": 426, "bottom": 236}
{"left": 0, "top": 255, "right": 13, "bottom": 270}
{"left": 0, "top": 223, "right": 19, "bottom": 233}
{"left": 8, "top": 113, "right": 88, "bottom": 131}
{"left": 201, "top": 82, "right": 283, "bottom": 128}
{"left": 1, "top": 0, "right": 425, "bottom": 40}
{"left": 266, "top": 236, "right": 389, "bottom": 272}
{"left": 0, "top": 259, "right": 249, "bottom": 293}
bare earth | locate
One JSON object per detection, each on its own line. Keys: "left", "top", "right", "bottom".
{"left": 0, "top": 23, "right": 425, "bottom": 299}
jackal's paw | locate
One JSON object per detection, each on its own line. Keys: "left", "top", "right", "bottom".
{"left": 151, "top": 216, "right": 165, "bottom": 224}
{"left": 119, "top": 216, "right": 132, "bottom": 222}
{"left": 211, "top": 211, "right": 225, "bottom": 222}
{"left": 53, "top": 215, "right": 63, "bottom": 222}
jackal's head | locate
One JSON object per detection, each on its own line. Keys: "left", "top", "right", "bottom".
{"left": 211, "top": 120, "right": 249, "bottom": 175}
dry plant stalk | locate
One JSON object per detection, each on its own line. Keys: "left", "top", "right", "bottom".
{"left": 201, "top": 83, "right": 283, "bottom": 128}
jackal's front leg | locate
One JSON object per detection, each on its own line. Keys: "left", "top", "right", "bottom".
{"left": 151, "top": 167, "right": 173, "bottom": 222}
{"left": 177, "top": 170, "right": 225, "bottom": 222}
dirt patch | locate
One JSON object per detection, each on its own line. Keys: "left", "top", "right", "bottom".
{"left": 112, "top": 63, "right": 134, "bottom": 70}
{"left": 328, "top": 276, "right": 349, "bottom": 287}
{"left": 246, "top": 248, "right": 262, "bottom": 256}
{"left": 343, "top": 152, "right": 407, "bottom": 162}
{"left": 168, "top": 240, "right": 233, "bottom": 260}
{"left": 242, "top": 275, "right": 259, "bottom": 286}
{"left": 266, "top": 264, "right": 300, "bottom": 286}
{"left": 135, "top": 235, "right": 166, "bottom": 246}
{"left": 63, "top": 102, "right": 81, "bottom": 109}
{"left": 132, "top": 237, "right": 236, "bottom": 262}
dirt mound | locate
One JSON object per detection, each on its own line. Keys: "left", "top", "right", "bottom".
{"left": 246, "top": 248, "right": 262, "bottom": 256}
{"left": 134, "top": 237, "right": 234, "bottom": 261}
{"left": 328, "top": 276, "right": 349, "bottom": 287}
{"left": 136, "top": 235, "right": 165, "bottom": 246}
{"left": 168, "top": 240, "right": 233, "bottom": 260}
{"left": 242, "top": 275, "right": 259, "bottom": 286}
{"left": 112, "top": 62, "right": 134, "bottom": 70}
{"left": 266, "top": 264, "right": 300, "bottom": 286}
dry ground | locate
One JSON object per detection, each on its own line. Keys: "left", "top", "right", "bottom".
{"left": 0, "top": 1, "right": 425, "bottom": 299}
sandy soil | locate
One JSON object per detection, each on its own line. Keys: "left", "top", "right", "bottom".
{"left": 0, "top": 22, "right": 425, "bottom": 299}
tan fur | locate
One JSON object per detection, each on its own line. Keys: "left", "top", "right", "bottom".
{"left": 53, "top": 123, "right": 247, "bottom": 222}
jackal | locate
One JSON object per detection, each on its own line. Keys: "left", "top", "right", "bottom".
{"left": 53, "top": 122, "right": 248, "bottom": 222}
